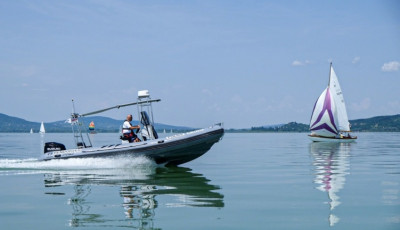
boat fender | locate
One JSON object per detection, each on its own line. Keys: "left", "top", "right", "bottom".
{"left": 152, "top": 125, "right": 158, "bottom": 139}
{"left": 140, "top": 111, "right": 151, "bottom": 126}
{"left": 44, "top": 142, "right": 66, "bottom": 153}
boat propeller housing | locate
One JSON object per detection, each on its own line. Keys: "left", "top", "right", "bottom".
{"left": 44, "top": 142, "right": 66, "bottom": 153}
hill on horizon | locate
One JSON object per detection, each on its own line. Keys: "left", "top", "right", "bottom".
{"left": 227, "top": 114, "right": 400, "bottom": 132}
{"left": 350, "top": 114, "right": 400, "bottom": 132}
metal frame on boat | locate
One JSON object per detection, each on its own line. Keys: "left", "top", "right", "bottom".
{"left": 40, "top": 90, "right": 224, "bottom": 166}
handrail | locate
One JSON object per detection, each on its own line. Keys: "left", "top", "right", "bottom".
{"left": 79, "top": 99, "right": 161, "bottom": 117}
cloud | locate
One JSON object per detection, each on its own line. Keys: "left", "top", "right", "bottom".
{"left": 201, "top": 89, "right": 213, "bottom": 97}
{"left": 230, "top": 94, "right": 243, "bottom": 103}
{"left": 292, "top": 60, "right": 303, "bottom": 66}
{"left": 381, "top": 61, "right": 400, "bottom": 72}
{"left": 388, "top": 100, "right": 400, "bottom": 109}
{"left": 351, "top": 98, "right": 371, "bottom": 112}
{"left": 292, "top": 60, "right": 310, "bottom": 66}
{"left": 352, "top": 56, "right": 360, "bottom": 64}
{"left": 265, "top": 95, "right": 296, "bottom": 112}
{"left": 10, "top": 64, "right": 39, "bottom": 77}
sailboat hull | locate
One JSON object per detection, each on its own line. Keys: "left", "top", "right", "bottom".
{"left": 308, "top": 134, "right": 357, "bottom": 143}
{"left": 39, "top": 124, "right": 224, "bottom": 166}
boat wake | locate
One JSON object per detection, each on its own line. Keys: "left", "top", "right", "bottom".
{"left": 0, "top": 156, "right": 158, "bottom": 176}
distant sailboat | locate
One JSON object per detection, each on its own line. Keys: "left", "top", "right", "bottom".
{"left": 39, "top": 122, "right": 45, "bottom": 134}
{"left": 309, "top": 64, "right": 357, "bottom": 142}
{"left": 88, "top": 121, "right": 96, "bottom": 134}
{"left": 30, "top": 128, "right": 33, "bottom": 134}
{"left": 89, "top": 121, "right": 95, "bottom": 130}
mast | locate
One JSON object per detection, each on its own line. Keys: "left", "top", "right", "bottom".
{"left": 328, "top": 62, "right": 333, "bottom": 87}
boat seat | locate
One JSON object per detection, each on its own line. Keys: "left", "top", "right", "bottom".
{"left": 120, "top": 135, "right": 129, "bottom": 141}
{"left": 120, "top": 135, "right": 142, "bottom": 143}
{"left": 77, "top": 142, "right": 86, "bottom": 148}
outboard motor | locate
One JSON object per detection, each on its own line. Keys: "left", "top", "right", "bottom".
{"left": 140, "top": 111, "right": 158, "bottom": 140}
{"left": 44, "top": 142, "right": 66, "bottom": 153}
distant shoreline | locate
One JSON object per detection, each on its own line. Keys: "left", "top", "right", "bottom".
{"left": 1, "top": 113, "right": 399, "bottom": 133}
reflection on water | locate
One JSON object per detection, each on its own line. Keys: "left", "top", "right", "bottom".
{"left": 43, "top": 166, "right": 224, "bottom": 228}
{"left": 68, "top": 185, "right": 98, "bottom": 227}
{"left": 310, "top": 142, "right": 352, "bottom": 227}
{"left": 121, "top": 185, "right": 157, "bottom": 227}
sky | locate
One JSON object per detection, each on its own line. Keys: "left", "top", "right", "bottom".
{"left": 0, "top": 0, "right": 399, "bottom": 129}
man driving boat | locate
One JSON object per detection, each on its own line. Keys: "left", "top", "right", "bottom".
{"left": 122, "top": 114, "right": 141, "bottom": 142}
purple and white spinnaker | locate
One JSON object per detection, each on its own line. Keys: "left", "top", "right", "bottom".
{"left": 309, "top": 64, "right": 356, "bottom": 142}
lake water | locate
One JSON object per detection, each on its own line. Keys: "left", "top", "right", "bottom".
{"left": 0, "top": 132, "right": 399, "bottom": 229}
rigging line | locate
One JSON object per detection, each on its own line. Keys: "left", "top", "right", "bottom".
{"left": 79, "top": 99, "right": 161, "bottom": 117}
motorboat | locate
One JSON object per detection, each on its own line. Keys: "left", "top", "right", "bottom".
{"left": 40, "top": 90, "right": 224, "bottom": 166}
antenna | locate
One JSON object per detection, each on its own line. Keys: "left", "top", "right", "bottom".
{"left": 72, "top": 99, "right": 76, "bottom": 113}
{"left": 328, "top": 62, "right": 333, "bottom": 87}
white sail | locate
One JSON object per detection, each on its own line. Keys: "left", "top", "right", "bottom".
{"left": 309, "top": 87, "right": 339, "bottom": 137}
{"left": 39, "top": 122, "right": 45, "bottom": 134}
{"left": 30, "top": 128, "right": 33, "bottom": 134}
{"left": 329, "top": 67, "right": 350, "bottom": 132}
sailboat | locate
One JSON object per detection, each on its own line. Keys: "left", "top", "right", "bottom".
{"left": 89, "top": 121, "right": 95, "bottom": 131}
{"left": 39, "top": 122, "right": 45, "bottom": 134}
{"left": 88, "top": 121, "right": 97, "bottom": 134}
{"left": 30, "top": 128, "right": 33, "bottom": 134}
{"left": 309, "top": 64, "right": 357, "bottom": 142}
